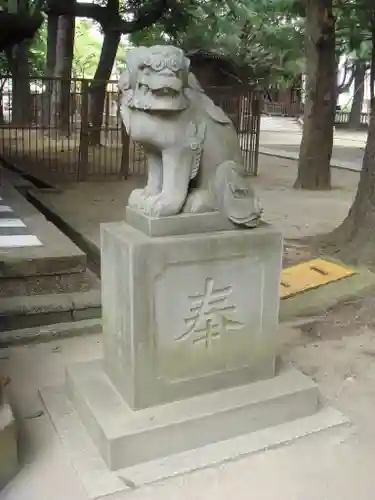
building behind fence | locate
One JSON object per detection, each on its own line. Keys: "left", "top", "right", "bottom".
{"left": 0, "top": 76, "right": 261, "bottom": 183}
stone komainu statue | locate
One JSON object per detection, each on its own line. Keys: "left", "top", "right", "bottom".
{"left": 119, "top": 45, "right": 262, "bottom": 227}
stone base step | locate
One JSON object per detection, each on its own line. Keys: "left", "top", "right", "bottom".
{"left": 62, "top": 362, "right": 320, "bottom": 470}
{"left": 39, "top": 364, "right": 349, "bottom": 499}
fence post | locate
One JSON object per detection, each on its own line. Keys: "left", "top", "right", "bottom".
{"left": 252, "top": 91, "right": 261, "bottom": 176}
{"left": 78, "top": 79, "right": 89, "bottom": 181}
{"left": 120, "top": 123, "right": 130, "bottom": 179}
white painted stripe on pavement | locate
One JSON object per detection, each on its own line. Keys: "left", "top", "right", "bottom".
{"left": 0, "top": 218, "right": 26, "bottom": 228}
{"left": 0, "top": 205, "right": 13, "bottom": 212}
{"left": 0, "top": 235, "right": 43, "bottom": 247}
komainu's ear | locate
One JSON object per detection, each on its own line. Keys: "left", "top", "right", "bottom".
{"left": 187, "top": 72, "right": 204, "bottom": 93}
{"left": 184, "top": 56, "right": 191, "bottom": 73}
{"left": 118, "top": 68, "right": 132, "bottom": 134}
{"left": 120, "top": 46, "right": 149, "bottom": 91}
{"left": 187, "top": 72, "right": 232, "bottom": 125}
{"left": 119, "top": 103, "right": 131, "bottom": 135}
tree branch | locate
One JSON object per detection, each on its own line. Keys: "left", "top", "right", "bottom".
{"left": 45, "top": 1, "right": 105, "bottom": 26}
{"left": 111, "top": 0, "right": 169, "bottom": 33}
{"left": 30, "top": 0, "right": 46, "bottom": 16}
{"left": 46, "top": 0, "right": 169, "bottom": 33}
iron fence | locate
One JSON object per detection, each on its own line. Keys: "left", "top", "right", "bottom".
{"left": 335, "top": 110, "right": 370, "bottom": 127}
{"left": 262, "top": 99, "right": 371, "bottom": 128}
{"left": 0, "top": 76, "right": 261, "bottom": 182}
{"left": 263, "top": 100, "right": 303, "bottom": 117}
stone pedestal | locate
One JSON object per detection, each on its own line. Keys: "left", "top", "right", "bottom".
{"left": 101, "top": 211, "right": 282, "bottom": 410}
{"left": 40, "top": 211, "right": 348, "bottom": 496}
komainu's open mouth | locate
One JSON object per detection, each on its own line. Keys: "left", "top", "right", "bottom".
{"left": 153, "top": 88, "right": 180, "bottom": 97}
{"left": 138, "top": 83, "right": 180, "bottom": 98}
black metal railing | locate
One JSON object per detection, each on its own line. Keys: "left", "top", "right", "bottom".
{"left": 0, "top": 76, "right": 261, "bottom": 182}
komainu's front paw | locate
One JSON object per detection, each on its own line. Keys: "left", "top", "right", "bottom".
{"left": 144, "top": 193, "right": 184, "bottom": 217}
{"left": 128, "top": 189, "right": 147, "bottom": 211}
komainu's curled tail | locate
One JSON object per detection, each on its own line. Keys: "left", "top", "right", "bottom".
{"left": 210, "top": 162, "right": 263, "bottom": 228}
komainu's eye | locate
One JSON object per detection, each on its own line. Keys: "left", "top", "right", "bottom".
{"left": 151, "top": 59, "right": 164, "bottom": 71}
{"left": 168, "top": 59, "right": 180, "bottom": 72}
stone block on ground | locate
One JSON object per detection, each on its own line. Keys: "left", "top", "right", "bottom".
{"left": 0, "top": 404, "right": 18, "bottom": 491}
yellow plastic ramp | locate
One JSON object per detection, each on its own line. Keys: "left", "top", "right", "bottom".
{"left": 280, "top": 258, "right": 357, "bottom": 299}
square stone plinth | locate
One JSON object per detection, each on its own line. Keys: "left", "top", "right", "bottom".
{"left": 101, "top": 221, "right": 283, "bottom": 410}
{"left": 125, "top": 207, "right": 236, "bottom": 236}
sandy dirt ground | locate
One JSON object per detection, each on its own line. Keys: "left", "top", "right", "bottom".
{"left": 40, "top": 154, "right": 359, "bottom": 249}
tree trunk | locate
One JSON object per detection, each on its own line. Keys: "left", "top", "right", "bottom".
{"left": 46, "top": 14, "right": 58, "bottom": 75}
{"left": 0, "top": 80, "right": 5, "bottom": 125}
{"left": 87, "top": 29, "right": 121, "bottom": 146}
{"left": 7, "top": 42, "right": 32, "bottom": 126}
{"left": 323, "top": 15, "right": 375, "bottom": 266}
{"left": 0, "top": 92, "right": 4, "bottom": 126}
{"left": 348, "top": 62, "right": 366, "bottom": 130}
{"left": 51, "top": 14, "right": 75, "bottom": 133}
{"left": 42, "top": 13, "right": 59, "bottom": 126}
{"left": 371, "top": 12, "right": 375, "bottom": 115}
{"left": 294, "top": 0, "right": 336, "bottom": 190}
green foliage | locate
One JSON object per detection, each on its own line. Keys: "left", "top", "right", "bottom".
{"left": 0, "top": 52, "right": 8, "bottom": 73}
{"left": 72, "top": 19, "right": 128, "bottom": 78}
{"left": 73, "top": 20, "right": 102, "bottom": 78}
{"left": 25, "top": 17, "right": 128, "bottom": 79}
{"left": 335, "top": 0, "right": 372, "bottom": 58}
{"left": 29, "top": 20, "right": 47, "bottom": 74}
{"left": 0, "top": 0, "right": 44, "bottom": 57}
{"left": 333, "top": 0, "right": 374, "bottom": 94}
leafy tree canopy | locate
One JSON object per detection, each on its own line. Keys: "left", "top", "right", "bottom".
{"left": 130, "top": 0, "right": 304, "bottom": 85}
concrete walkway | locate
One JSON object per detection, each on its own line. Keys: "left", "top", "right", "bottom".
{"left": 260, "top": 116, "right": 366, "bottom": 172}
